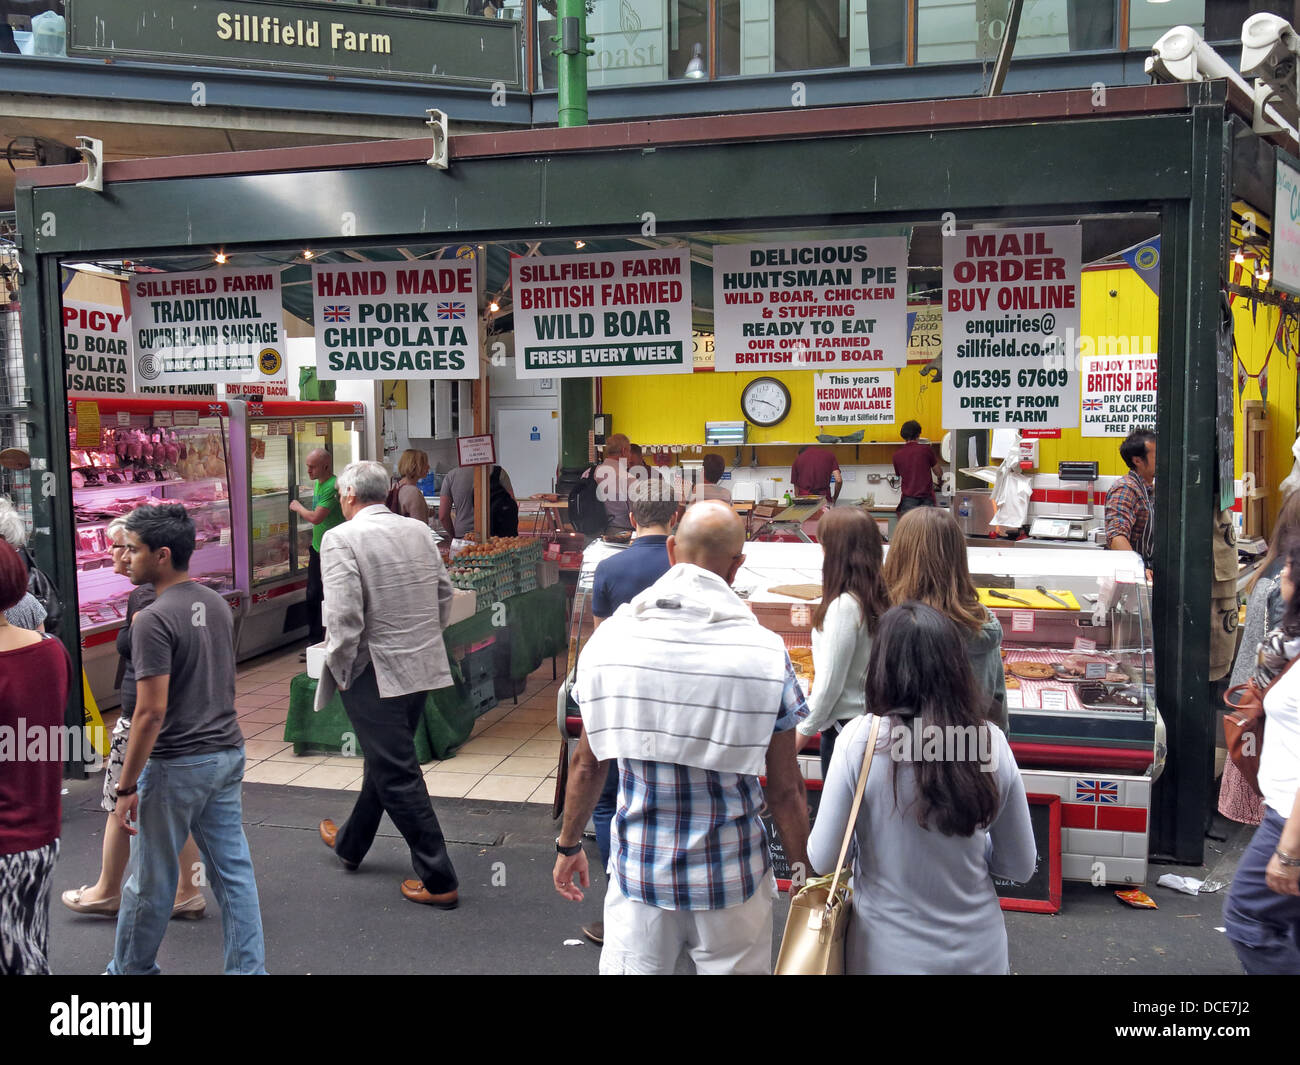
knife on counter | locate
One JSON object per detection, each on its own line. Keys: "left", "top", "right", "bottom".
{"left": 1036, "top": 585, "right": 1073, "bottom": 609}
{"left": 987, "top": 588, "right": 1033, "bottom": 606}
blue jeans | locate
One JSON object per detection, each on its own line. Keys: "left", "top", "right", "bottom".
{"left": 108, "top": 746, "right": 266, "bottom": 975}
{"left": 593, "top": 763, "right": 620, "bottom": 870}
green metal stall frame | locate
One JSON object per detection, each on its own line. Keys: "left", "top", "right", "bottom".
{"left": 16, "top": 81, "right": 1239, "bottom": 863}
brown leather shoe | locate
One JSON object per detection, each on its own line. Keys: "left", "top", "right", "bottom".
{"left": 400, "top": 878, "right": 458, "bottom": 909}
{"left": 319, "top": 819, "right": 358, "bottom": 871}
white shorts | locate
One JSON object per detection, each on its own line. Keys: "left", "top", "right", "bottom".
{"left": 599, "top": 870, "right": 776, "bottom": 975}
{"left": 100, "top": 715, "right": 131, "bottom": 813}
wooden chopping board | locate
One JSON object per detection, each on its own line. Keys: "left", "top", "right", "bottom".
{"left": 976, "top": 587, "right": 1081, "bottom": 611}
{"left": 768, "top": 583, "right": 823, "bottom": 601}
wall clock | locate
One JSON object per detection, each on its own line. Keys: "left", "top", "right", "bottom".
{"left": 741, "top": 376, "right": 792, "bottom": 427}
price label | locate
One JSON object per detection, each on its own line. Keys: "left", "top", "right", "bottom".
{"left": 1011, "top": 610, "right": 1035, "bottom": 633}
{"left": 116, "top": 411, "right": 131, "bottom": 426}
{"left": 1073, "top": 636, "right": 1097, "bottom": 652}
{"left": 219, "top": 528, "right": 231, "bottom": 546}
{"left": 1005, "top": 688, "right": 1023, "bottom": 710}
{"left": 1040, "top": 688, "right": 1069, "bottom": 711}
{"left": 174, "top": 411, "right": 199, "bottom": 426}
{"left": 315, "top": 422, "right": 328, "bottom": 436}
{"left": 153, "top": 411, "right": 173, "bottom": 427}
{"left": 1084, "top": 662, "right": 1107, "bottom": 679}
{"left": 74, "top": 401, "right": 100, "bottom": 448}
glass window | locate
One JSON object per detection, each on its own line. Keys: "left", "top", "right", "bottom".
{"left": 917, "top": 0, "right": 1113, "bottom": 64}
{"left": 1203, "top": 1, "right": 1295, "bottom": 43}
{"left": 717, "top": 0, "right": 904, "bottom": 77}
{"left": 1129, "top": 0, "right": 1204, "bottom": 49}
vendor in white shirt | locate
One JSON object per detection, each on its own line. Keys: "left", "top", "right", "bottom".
{"left": 793, "top": 507, "right": 890, "bottom": 776}
{"left": 1225, "top": 543, "right": 1300, "bottom": 974}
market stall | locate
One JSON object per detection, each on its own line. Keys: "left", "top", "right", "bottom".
{"left": 17, "top": 82, "right": 1254, "bottom": 863}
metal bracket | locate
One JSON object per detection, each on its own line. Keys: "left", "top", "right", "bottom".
{"left": 426, "top": 109, "right": 449, "bottom": 171}
{"left": 74, "top": 136, "right": 103, "bottom": 193}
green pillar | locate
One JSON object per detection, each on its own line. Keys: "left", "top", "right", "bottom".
{"left": 554, "top": 0, "right": 595, "bottom": 467}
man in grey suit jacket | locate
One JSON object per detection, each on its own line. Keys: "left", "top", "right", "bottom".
{"left": 316, "top": 460, "right": 460, "bottom": 908}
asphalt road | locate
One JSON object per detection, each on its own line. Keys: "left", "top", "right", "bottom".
{"left": 46, "top": 776, "right": 1248, "bottom": 976}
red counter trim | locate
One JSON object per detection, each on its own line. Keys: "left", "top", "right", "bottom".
{"left": 1009, "top": 742, "right": 1154, "bottom": 771}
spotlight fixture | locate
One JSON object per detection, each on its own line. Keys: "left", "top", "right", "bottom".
{"left": 214, "top": 252, "right": 228, "bottom": 264}
{"left": 574, "top": 240, "right": 586, "bottom": 249}
{"left": 489, "top": 299, "right": 500, "bottom": 313}
{"left": 684, "top": 42, "right": 706, "bottom": 79}
{"left": 1258, "top": 266, "right": 1272, "bottom": 283}
{"left": 1234, "top": 249, "right": 1246, "bottom": 264}
{"left": 302, "top": 249, "right": 314, "bottom": 260}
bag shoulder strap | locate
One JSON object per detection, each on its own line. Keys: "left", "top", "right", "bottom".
{"left": 826, "top": 714, "right": 884, "bottom": 909}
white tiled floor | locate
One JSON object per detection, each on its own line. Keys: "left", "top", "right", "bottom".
{"left": 233, "top": 647, "right": 564, "bottom": 805}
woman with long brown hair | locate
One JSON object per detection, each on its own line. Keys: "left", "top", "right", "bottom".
{"left": 1221, "top": 491, "right": 1300, "bottom": 826}
{"left": 807, "top": 602, "right": 1034, "bottom": 973}
{"left": 883, "top": 506, "right": 1008, "bottom": 730}
{"left": 796, "top": 508, "right": 890, "bottom": 775}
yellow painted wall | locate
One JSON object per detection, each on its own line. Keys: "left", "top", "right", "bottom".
{"left": 604, "top": 265, "right": 1295, "bottom": 518}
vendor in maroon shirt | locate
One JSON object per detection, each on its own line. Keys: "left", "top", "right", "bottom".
{"left": 791, "top": 446, "right": 842, "bottom": 503}
{"left": 893, "top": 420, "right": 940, "bottom": 517}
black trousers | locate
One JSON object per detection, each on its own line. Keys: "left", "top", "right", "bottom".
{"left": 306, "top": 545, "right": 324, "bottom": 644}
{"left": 334, "top": 666, "right": 458, "bottom": 894}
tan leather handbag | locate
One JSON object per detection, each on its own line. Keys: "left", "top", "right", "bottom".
{"left": 774, "top": 714, "right": 882, "bottom": 976}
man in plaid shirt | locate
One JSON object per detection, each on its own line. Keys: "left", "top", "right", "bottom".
{"left": 553, "top": 502, "right": 810, "bottom": 974}
{"left": 1104, "top": 428, "right": 1156, "bottom": 575}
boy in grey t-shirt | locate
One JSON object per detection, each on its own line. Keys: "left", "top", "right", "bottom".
{"left": 106, "top": 503, "right": 265, "bottom": 975}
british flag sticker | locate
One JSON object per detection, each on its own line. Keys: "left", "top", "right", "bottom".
{"left": 1075, "top": 779, "right": 1119, "bottom": 804}
{"left": 437, "top": 301, "right": 466, "bottom": 320}
{"left": 1082, "top": 399, "right": 1102, "bottom": 411}
{"left": 322, "top": 305, "right": 351, "bottom": 323}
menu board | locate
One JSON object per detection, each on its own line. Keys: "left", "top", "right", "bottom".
{"left": 942, "top": 225, "right": 1082, "bottom": 430}
{"left": 713, "top": 237, "right": 908, "bottom": 372}
{"left": 313, "top": 261, "right": 479, "bottom": 379}
{"left": 512, "top": 249, "right": 692, "bottom": 378}
{"left": 131, "top": 267, "right": 285, "bottom": 385}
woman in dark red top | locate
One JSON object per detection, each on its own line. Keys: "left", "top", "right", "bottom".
{"left": 0, "top": 538, "right": 72, "bottom": 974}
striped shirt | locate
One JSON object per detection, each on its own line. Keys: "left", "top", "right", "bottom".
{"left": 603, "top": 654, "right": 807, "bottom": 910}
{"left": 1104, "top": 471, "right": 1152, "bottom": 561}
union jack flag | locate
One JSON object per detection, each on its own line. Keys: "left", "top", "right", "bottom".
{"left": 1082, "top": 399, "right": 1103, "bottom": 411}
{"left": 1075, "top": 779, "right": 1119, "bottom": 804}
{"left": 323, "top": 305, "right": 350, "bottom": 323}
{"left": 437, "top": 301, "right": 466, "bottom": 319}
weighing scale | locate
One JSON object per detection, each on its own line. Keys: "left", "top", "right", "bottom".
{"left": 1026, "top": 461, "right": 1101, "bottom": 543}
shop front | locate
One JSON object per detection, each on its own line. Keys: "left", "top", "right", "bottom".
{"left": 17, "top": 80, "right": 1259, "bottom": 864}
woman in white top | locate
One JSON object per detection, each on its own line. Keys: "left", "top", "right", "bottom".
{"left": 795, "top": 507, "right": 889, "bottom": 778}
{"left": 1225, "top": 545, "right": 1300, "bottom": 974}
{"left": 808, "top": 601, "right": 1036, "bottom": 975}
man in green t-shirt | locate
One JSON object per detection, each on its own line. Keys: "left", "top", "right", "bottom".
{"left": 290, "top": 448, "right": 343, "bottom": 656}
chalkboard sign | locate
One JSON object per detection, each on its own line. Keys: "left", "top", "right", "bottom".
{"left": 1216, "top": 290, "right": 1236, "bottom": 514}
{"left": 996, "top": 792, "right": 1062, "bottom": 914}
{"left": 762, "top": 780, "right": 822, "bottom": 889}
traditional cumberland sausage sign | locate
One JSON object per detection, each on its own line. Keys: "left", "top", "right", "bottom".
{"left": 814, "top": 372, "right": 894, "bottom": 426}
{"left": 512, "top": 249, "right": 692, "bottom": 379}
{"left": 64, "top": 300, "right": 132, "bottom": 395}
{"left": 131, "top": 267, "right": 285, "bottom": 386}
{"left": 942, "top": 225, "right": 1082, "bottom": 430}
{"left": 713, "top": 238, "right": 908, "bottom": 372}
{"left": 312, "top": 261, "right": 479, "bottom": 380}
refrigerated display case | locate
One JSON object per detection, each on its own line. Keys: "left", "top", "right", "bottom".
{"left": 67, "top": 396, "right": 239, "bottom": 709}
{"left": 554, "top": 538, "right": 1161, "bottom": 887}
{"left": 227, "top": 400, "right": 366, "bottom": 659}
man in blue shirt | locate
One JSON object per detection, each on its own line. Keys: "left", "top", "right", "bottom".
{"left": 581, "top": 479, "right": 678, "bottom": 945}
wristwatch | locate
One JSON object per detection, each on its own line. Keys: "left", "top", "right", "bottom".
{"left": 556, "top": 837, "right": 583, "bottom": 857}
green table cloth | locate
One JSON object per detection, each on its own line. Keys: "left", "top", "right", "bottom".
{"left": 282, "top": 584, "right": 566, "bottom": 763}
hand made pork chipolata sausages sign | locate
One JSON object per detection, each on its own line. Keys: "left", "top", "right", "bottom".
{"left": 713, "top": 238, "right": 908, "bottom": 371}
{"left": 312, "top": 260, "right": 479, "bottom": 380}
{"left": 512, "top": 249, "right": 692, "bottom": 378}
{"left": 942, "top": 225, "right": 1082, "bottom": 430}
{"left": 131, "top": 267, "right": 285, "bottom": 385}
